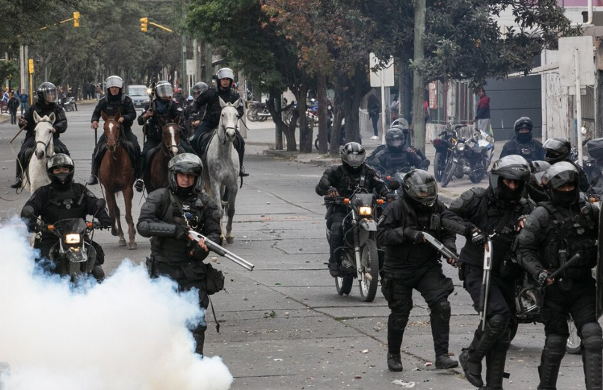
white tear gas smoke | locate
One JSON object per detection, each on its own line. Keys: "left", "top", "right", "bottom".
{"left": 0, "top": 219, "right": 233, "bottom": 390}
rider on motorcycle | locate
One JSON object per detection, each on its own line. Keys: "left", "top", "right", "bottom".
{"left": 526, "top": 160, "right": 551, "bottom": 203}
{"left": 11, "top": 82, "right": 69, "bottom": 189}
{"left": 87, "top": 76, "right": 140, "bottom": 185}
{"left": 135, "top": 81, "right": 194, "bottom": 192}
{"left": 189, "top": 68, "right": 248, "bottom": 177}
{"left": 542, "top": 137, "right": 590, "bottom": 192}
{"left": 366, "top": 126, "right": 429, "bottom": 175}
{"left": 500, "top": 117, "right": 545, "bottom": 162}
{"left": 315, "top": 142, "right": 390, "bottom": 277}
{"left": 20, "top": 154, "right": 113, "bottom": 281}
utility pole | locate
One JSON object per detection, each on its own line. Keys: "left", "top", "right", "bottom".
{"left": 412, "top": 0, "right": 426, "bottom": 152}
{"left": 205, "top": 43, "right": 213, "bottom": 84}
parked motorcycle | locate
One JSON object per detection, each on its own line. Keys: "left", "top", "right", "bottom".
{"left": 246, "top": 101, "right": 271, "bottom": 122}
{"left": 61, "top": 96, "right": 77, "bottom": 112}
{"left": 440, "top": 129, "right": 495, "bottom": 188}
{"left": 432, "top": 124, "right": 462, "bottom": 182}
{"left": 324, "top": 188, "right": 389, "bottom": 302}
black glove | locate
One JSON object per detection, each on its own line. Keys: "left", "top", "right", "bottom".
{"left": 175, "top": 224, "right": 190, "bottom": 240}
{"left": 470, "top": 230, "right": 486, "bottom": 246}
{"left": 403, "top": 227, "right": 424, "bottom": 244}
{"left": 100, "top": 219, "right": 113, "bottom": 229}
{"left": 537, "top": 270, "right": 551, "bottom": 287}
{"left": 328, "top": 186, "right": 338, "bottom": 195}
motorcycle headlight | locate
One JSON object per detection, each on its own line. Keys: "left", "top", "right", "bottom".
{"left": 65, "top": 234, "right": 81, "bottom": 244}
{"left": 457, "top": 143, "right": 466, "bottom": 152}
{"left": 359, "top": 206, "right": 372, "bottom": 216}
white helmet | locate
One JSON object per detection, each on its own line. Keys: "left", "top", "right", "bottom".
{"left": 217, "top": 68, "right": 234, "bottom": 81}
{"left": 106, "top": 75, "right": 123, "bottom": 89}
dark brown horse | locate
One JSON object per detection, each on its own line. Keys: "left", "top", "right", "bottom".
{"left": 99, "top": 111, "right": 137, "bottom": 249}
{"left": 143, "top": 119, "right": 181, "bottom": 193}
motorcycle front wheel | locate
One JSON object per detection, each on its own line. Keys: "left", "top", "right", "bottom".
{"left": 358, "top": 239, "right": 379, "bottom": 302}
{"left": 441, "top": 159, "right": 456, "bottom": 188}
{"left": 434, "top": 152, "right": 446, "bottom": 182}
{"left": 246, "top": 107, "right": 259, "bottom": 122}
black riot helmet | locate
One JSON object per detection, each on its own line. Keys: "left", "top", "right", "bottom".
{"left": 385, "top": 127, "right": 406, "bottom": 151}
{"left": 526, "top": 160, "right": 551, "bottom": 203}
{"left": 402, "top": 169, "right": 438, "bottom": 211}
{"left": 47, "top": 153, "right": 75, "bottom": 188}
{"left": 37, "top": 82, "right": 58, "bottom": 104}
{"left": 543, "top": 137, "right": 571, "bottom": 164}
{"left": 192, "top": 82, "right": 208, "bottom": 99}
{"left": 489, "top": 155, "right": 530, "bottom": 202}
{"left": 340, "top": 142, "right": 366, "bottom": 174}
{"left": 541, "top": 161, "right": 580, "bottom": 205}
{"left": 514, "top": 117, "right": 533, "bottom": 143}
{"left": 168, "top": 153, "right": 204, "bottom": 197}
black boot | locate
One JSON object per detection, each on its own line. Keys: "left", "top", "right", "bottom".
{"left": 239, "top": 165, "right": 249, "bottom": 177}
{"left": 10, "top": 160, "right": 22, "bottom": 189}
{"left": 134, "top": 157, "right": 145, "bottom": 192}
{"left": 87, "top": 155, "right": 98, "bottom": 185}
{"left": 460, "top": 349, "right": 484, "bottom": 388}
{"left": 387, "top": 353, "right": 403, "bottom": 372}
{"left": 236, "top": 137, "right": 249, "bottom": 177}
{"left": 537, "top": 335, "right": 566, "bottom": 390}
{"left": 328, "top": 261, "right": 341, "bottom": 277}
{"left": 435, "top": 354, "right": 458, "bottom": 369}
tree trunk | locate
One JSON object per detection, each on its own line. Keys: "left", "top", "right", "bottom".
{"left": 412, "top": 0, "right": 426, "bottom": 153}
{"left": 298, "top": 84, "right": 312, "bottom": 153}
{"left": 329, "top": 73, "right": 345, "bottom": 155}
{"left": 267, "top": 88, "right": 297, "bottom": 151}
{"left": 317, "top": 71, "right": 328, "bottom": 154}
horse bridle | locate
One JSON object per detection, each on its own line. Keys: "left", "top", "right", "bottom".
{"left": 105, "top": 120, "right": 123, "bottom": 150}
{"left": 161, "top": 123, "right": 180, "bottom": 156}
{"left": 36, "top": 128, "right": 53, "bottom": 153}
{"left": 219, "top": 124, "right": 238, "bottom": 145}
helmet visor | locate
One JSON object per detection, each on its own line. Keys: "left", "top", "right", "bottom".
{"left": 106, "top": 76, "right": 123, "bottom": 89}
{"left": 406, "top": 181, "right": 438, "bottom": 205}
{"left": 156, "top": 84, "right": 173, "bottom": 99}
{"left": 344, "top": 153, "right": 366, "bottom": 168}
{"left": 43, "top": 89, "right": 58, "bottom": 103}
{"left": 389, "top": 139, "right": 403, "bottom": 147}
{"left": 544, "top": 138, "right": 570, "bottom": 155}
{"left": 547, "top": 170, "right": 578, "bottom": 190}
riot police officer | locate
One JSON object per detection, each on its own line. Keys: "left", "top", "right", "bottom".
{"left": 11, "top": 82, "right": 69, "bottom": 189}
{"left": 137, "top": 153, "right": 222, "bottom": 356}
{"left": 185, "top": 82, "right": 209, "bottom": 138}
{"left": 500, "top": 117, "right": 545, "bottom": 162}
{"left": 376, "top": 169, "right": 458, "bottom": 372}
{"left": 526, "top": 160, "right": 551, "bottom": 203}
{"left": 20, "top": 154, "right": 112, "bottom": 281}
{"left": 441, "top": 155, "right": 533, "bottom": 389}
{"left": 135, "top": 81, "right": 193, "bottom": 192}
{"left": 543, "top": 137, "right": 590, "bottom": 192}
{"left": 366, "top": 126, "right": 429, "bottom": 176}
{"left": 315, "top": 142, "right": 390, "bottom": 277}
{"left": 517, "top": 162, "right": 602, "bottom": 390}
{"left": 87, "top": 76, "right": 140, "bottom": 185}
{"left": 190, "top": 68, "right": 248, "bottom": 176}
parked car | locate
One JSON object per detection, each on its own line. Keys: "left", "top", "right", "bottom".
{"left": 126, "top": 85, "right": 151, "bottom": 109}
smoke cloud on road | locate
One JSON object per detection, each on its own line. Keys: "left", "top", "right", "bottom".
{"left": 0, "top": 220, "right": 233, "bottom": 390}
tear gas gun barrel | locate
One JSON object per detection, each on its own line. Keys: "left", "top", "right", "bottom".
{"left": 479, "top": 235, "right": 493, "bottom": 331}
{"left": 188, "top": 230, "right": 254, "bottom": 271}
{"left": 422, "top": 232, "right": 459, "bottom": 265}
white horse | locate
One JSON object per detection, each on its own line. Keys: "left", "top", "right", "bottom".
{"left": 203, "top": 97, "right": 240, "bottom": 244}
{"left": 23, "top": 112, "right": 55, "bottom": 194}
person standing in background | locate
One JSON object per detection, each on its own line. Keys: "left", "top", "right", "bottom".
{"left": 19, "top": 91, "right": 29, "bottom": 116}
{"left": 368, "top": 94, "right": 381, "bottom": 140}
{"left": 475, "top": 88, "right": 491, "bottom": 135}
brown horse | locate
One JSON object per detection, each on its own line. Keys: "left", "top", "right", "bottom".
{"left": 143, "top": 120, "right": 181, "bottom": 193}
{"left": 99, "top": 111, "right": 137, "bottom": 250}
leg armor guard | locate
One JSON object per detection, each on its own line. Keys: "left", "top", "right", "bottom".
{"left": 537, "top": 334, "right": 566, "bottom": 390}
{"left": 192, "top": 325, "right": 207, "bottom": 356}
{"left": 484, "top": 327, "right": 511, "bottom": 390}
{"left": 430, "top": 300, "right": 452, "bottom": 358}
{"left": 581, "top": 322, "right": 602, "bottom": 390}
{"left": 387, "top": 313, "right": 408, "bottom": 355}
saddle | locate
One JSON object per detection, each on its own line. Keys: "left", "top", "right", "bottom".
{"left": 197, "top": 131, "right": 215, "bottom": 158}
{"left": 21, "top": 144, "right": 68, "bottom": 182}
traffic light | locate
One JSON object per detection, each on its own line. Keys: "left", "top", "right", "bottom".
{"left": 140, "top": 17, "right": 148, "bottom": 32}
{"left": 73, "top": 12, "right": 80, "bottom": 27}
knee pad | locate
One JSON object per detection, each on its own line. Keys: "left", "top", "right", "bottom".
{"left": 389, "top": 313, "right": 409, "bottom": 332}
{"left": 581, "top": 323, "right": 603, "bottom": 352}
{"left": 431, "top": 300, "right": 451, "bottom": 322}
{"left": 544, "top": 334, "right": 567, "bottom": 354}
{"left": 330, "top": 222, "right": 343, "bottom": 239}
{"left": 486, "top": 314, "right": 510, "bottom": 336}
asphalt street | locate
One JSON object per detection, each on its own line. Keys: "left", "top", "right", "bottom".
{"left": 0, "top": 106, "right": 593, "bottom": 389}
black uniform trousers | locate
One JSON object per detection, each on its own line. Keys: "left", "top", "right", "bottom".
{"left": 381, "top": 264, "right": 454, "bottom": 357}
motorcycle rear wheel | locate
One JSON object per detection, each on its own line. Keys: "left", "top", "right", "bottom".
{"left": 246, "top": 107, "right": 259, "bottom": 122}
{"left": 441, "top": 159, "right": 456, "bottom": 188}
{"left": 358, "top": 239, "right": 379, "bottom": 302}
{"left": 434, "top": 152, "right": 446, "bottom": 182}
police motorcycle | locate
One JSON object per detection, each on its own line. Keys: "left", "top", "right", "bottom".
{"left": 432, "top": 123, "right": 461, "bottom": 182}
{"left": 324, "top": 183, "right": 399, "bottom": 302}
{"left": 440, "top": 129, "right": 494, "bottom": 187}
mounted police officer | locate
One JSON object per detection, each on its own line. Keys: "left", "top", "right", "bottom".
{"left": 185, "top": 82, "right": 208, "bottom": 138}
{"left": 516, "top": 162, "right": 602, "bottom": 390}
{"left": 135, "top": 81, "right": 193, "bottom": 192}
{"left": 376, "top": 169, "right": 458, "bottom": 372}
{"left": 543, "top": 137, "right": 590, "bottom": 192}
{"left": 137, "top": 153, "right": 222, "bottom": 356}
{"left": 366, "top": 124, "right": 429, "bottom": 176}
{"left": 87, "top": 76, "right": 140, "bottom": 185}
{"left": 20, "top": 154, "right": 113, "bottom": 281}
{"left": 441, "top": 155, "right": 533, "bottom": 389}
{"left": 315, "top": 142, "right": 390, "bottom": 277}
{"left": 500, "top": 117, "right": 545, "bottom": 162}
{"left": 190, "top": 68, "right": 248, "bottom": 177}
{"left": 11, "top": 82, "right": 69, "bottom": 189}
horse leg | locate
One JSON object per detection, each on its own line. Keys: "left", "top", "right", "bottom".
{"left": 123, "top": 185, "right": 137, "bottom": 250}
{"left": 211, "top": 179, "right": 225, "bottom": 241}
{"left": 225, "top": 185, "right": 238, "bottom": 244}
{"left": 114, "top": 203, "right": 126, "bottom": 246}
{"left": 105, "top": 191, "right": 125, "bottom": 246}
